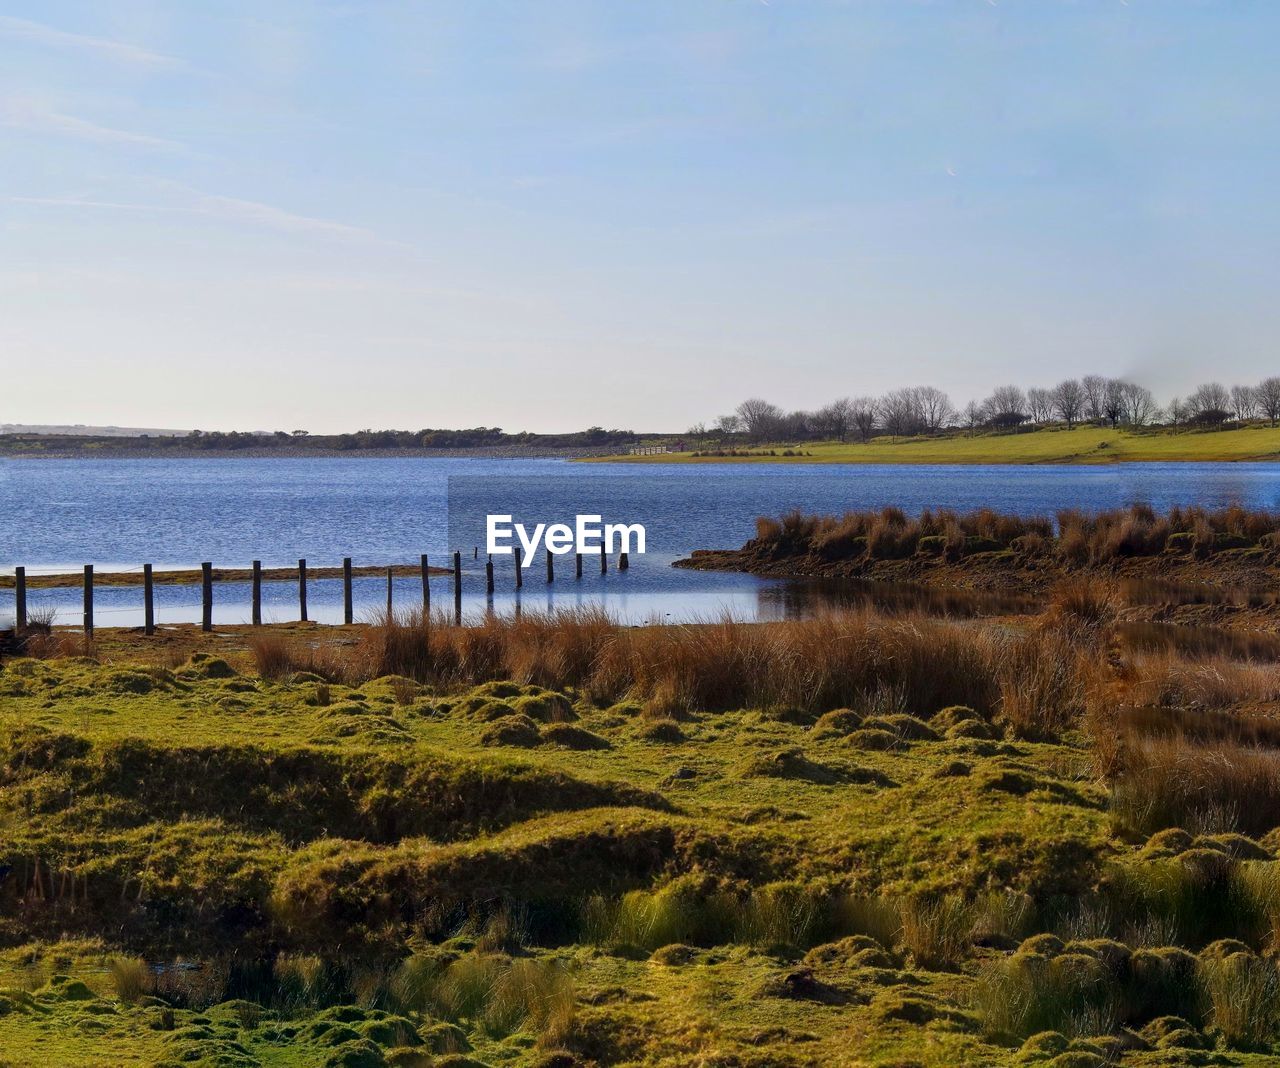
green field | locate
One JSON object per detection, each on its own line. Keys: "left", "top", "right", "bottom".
{"left": 591, "top": 425, "right": 1280, "bottom": 465}
{"left": 3, "top": 611, "right": 1280, "bottom": 1065}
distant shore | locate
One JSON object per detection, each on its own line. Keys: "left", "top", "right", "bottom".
{"left": 0, "top": 444, "right": 622, "bottom": 461}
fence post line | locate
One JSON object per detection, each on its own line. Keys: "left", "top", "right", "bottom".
{"left": 143, "top": 564, "right": 154, "bottom": 635}
{"left": 201, "top": 562, "right": 212, "bottom": 632}
{"left": 83, "top": 564, "right": 94, "bottom": 637}
{"left": 343, "top": 558, "right": 353, "bottom": 625}
{"left": 251, "top": 561, "right": 262, "bottom": 626}
{"left": 575, "top": 552, "right": 583, "bottom": 580}
{"left": 421, "top": 554, "right": 430, "bottom": 611}
{"left": 546, "top": 551, "right": 554, "bottom": 583}
{"left": 14, "top": 566, "right": 26, "bottom": 630}
{"left": 619, "top": 551, "right": 629, "bottom": 571}
{"left": 298, "top": 559, "right": 308, "bottom": 622}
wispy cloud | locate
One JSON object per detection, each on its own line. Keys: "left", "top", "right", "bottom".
{"left": 0, "top": 97, "right": 183, "bottom": 150}
{"left": 9, "top": 188, "right": 405, "bottom": 249}
{"left": 0, "top": 14, "right": 182, "bottom": 69}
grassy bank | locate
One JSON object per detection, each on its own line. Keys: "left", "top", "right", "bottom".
{"left": 589, "top": 424, "right": 1280, "bottom": 464}
{"left": 4, "top": 595, "right": 1280, "bottom": 1064}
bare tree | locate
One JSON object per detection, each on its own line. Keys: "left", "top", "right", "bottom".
{"left": 1231, "top": 384, "right": 1259, "bottom": 421}
{"left": 735, "top": 398, "right": 784, "bottom": 441}
{"left": 1119, "top": 381, "right": 1158, "bottom": 427}
{"left": 1189, "top": 382, "right": 1232, "bottom": 422}
{"left": 962, "top": 399, "right": 984, "bottom": 436}
{"left": 1257, "top": 377, "right": 1280, "bottom": 426}
{"left": 1101, "top": 379, "right": 1126, "bottom": 428}
{"left": 1081, "top": 375, "right": 1109, "bottom": 423}
{"left": 1166, "top": 397, "right": 1187, "bottom": 428}
{"left": 1051, "top": 379, "right": 1084, "bottom": 428}
{"left": 912, "top": 386, "right": 955, "bottom": 433}
{"left": 850, "top": 397, "right": 878, "bottom": 443}
{"left": 1027, "top": 387, "right": 1053, "bottom": 424}
{"left": 815, "top": 397, "right": 854, "bottom": 442}
{"left": 715, "top": 413, "right": 742, "bottom": 435}
{"left": 983, "top": 385, "right": 1028, "bottom": 429}
{"left": 879, "top": 388, "right": 925, "bottom": 438}
{"left": 687, "top": 422, "right": 709, "bottom": 443}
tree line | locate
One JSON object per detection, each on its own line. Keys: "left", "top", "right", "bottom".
{"left": 691, "top": 376, "right": 1280, "bottom": 443}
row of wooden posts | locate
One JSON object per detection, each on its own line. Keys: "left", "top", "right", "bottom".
{"left": 10, "top": 547, "right": 630, "bottom": 636}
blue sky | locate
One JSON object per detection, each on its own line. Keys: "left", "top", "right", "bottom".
{"left": 2, "top": 1, "right": 1278, "bottom": 433}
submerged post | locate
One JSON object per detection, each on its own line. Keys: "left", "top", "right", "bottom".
{"left": 342, "top": 557, "right": 353, "bottom": 625}
{"left": 143, "top": 564, "right": 154, "bottom": 635}
{"left": 251, "top": 561, "right": 262, "bottom": 626}
{"left": 421, "top": 554, "right": 431, "bottom": 611}
{"left": 619, "top": 551, "right": 629, "bottom": 571}
{"left": 83, "top": 565, "right": 94, "bottom": 636}
{"left": 201, "top": 562, "right": 212, "bottom": 632}
{"left": 298, "top": 558, "right": 308, "bottom": 622}
{"left": 14, "top": 566, "right": 26, "bottom": 631}
{"left": 575, "top": 552, "right": 583, "bottom": 580}
{"left": 600, "top": 546, "right": 608, "bottom": 574}
{"left": 546, "top": 551, "right": 554, "bottom": 583}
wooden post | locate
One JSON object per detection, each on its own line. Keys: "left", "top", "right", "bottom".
{"left": 343, "top": 557, "right": 353, "bottom": 625}
{"left": 600, "top": 546, "right": 608, "bottom": 574}
{"left": 575, "top": 553, "right": 583, "bottom": 579}
{"left": 473, "top": 546, "right": 478, "bottom": 560}
{"left": 486, "top": 555, "right": 494, "bottom": 595}
{"left": 201, "top": 562, "right": 212, "bottom": 632}
{"left": 251, "top": 561, "right": 262, "bottom": 626}
{"left": 386, "top": 567, "right": 393, "bottom": 619}
{"left": 14, "top": 566, "right": 25, "bottom": 630}
{"left": 453, "top": 551, "right": 462, "bottom": 603}
{"left": 83, "top": 565, "right": 94, "bottom": 636}
{"left": 619, "top": 551, "right": 629, "bottom": 571}
{"left": 515, "top": 549, "right": 523, "bottom": 589}
{"left": 143, "top": 564, "right": 154, "bottom": 635}
{"left": 298, "top": 558, "right": 308, "bottom": 622}
{"left": 421, "top": 554, "right": 431, "bottom": 611}
{"left": 546, "top": 551, "right": 554, "bottom": 583}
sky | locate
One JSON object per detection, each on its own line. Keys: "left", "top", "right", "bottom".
{"left": 2, "top": 1, "right": 1279, "bottom": 434}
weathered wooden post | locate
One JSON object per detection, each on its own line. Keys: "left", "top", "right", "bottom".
{"left": 453, "top": 551, "right": 462, "bottom": 604}
{"left": 619, "top": 551, "right": 629, "bottom": 571}
{"left": 575, "top": 552, "right": 583, "bottom": 579}
{"left": 83, "top": 565, "right": 94, "bottom": 636}
{"left": 546, "top": 551, "right": 554, "bottom": 583}
{"left": 386, "top": 567, "right": 394, "bottom": 619}
{"left": 14, "top": 566, "right": 26, "bottom": 631}
{"left": 298, "top": 559, "right": 308, "bottom": 622}
{"left": 342, "top": 557, "right": 353, "bottom": 625}
{"left": 419, "top": 554, "right": 430, "bottom": 613}
{"left": 600, "top": 546, "right": 608, "bottom": 574}
{"left": 486, "top": 556, "right": 494, "bottom": 596}
{"left": 201, "top": 562, "right": 212, "bottom": 632}
{"left": 143, "top": 564, "right": 154, "bottom": 635}
{"left": 251, "top": 561, "right": 262, "bottom": 626}
{"left": 515, "top": 549, "right": 523, "bottom": 589}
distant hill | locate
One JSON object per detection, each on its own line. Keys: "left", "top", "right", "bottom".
{"left": 0, "top": 424, "right": 189, "bottom": 437}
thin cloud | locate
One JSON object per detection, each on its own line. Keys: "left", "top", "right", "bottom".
{"left": 9, "top": 189, "right": 405, "bottom": 249}
{"left": 0, "top": 14, "right": 182, "bottom": 69}
{"left": 0, "top": 98, "right": 183, "bottom": 150}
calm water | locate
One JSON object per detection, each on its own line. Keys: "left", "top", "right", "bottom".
{"left": 2, "top": 457, "right": 1278, "bottom": 626}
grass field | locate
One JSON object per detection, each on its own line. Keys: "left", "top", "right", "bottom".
{"left": 590, "top": 424, "right": 1280, "bottom": 465}
{"left": 4, "top": 600, "right": 1280, "bottom": 1065}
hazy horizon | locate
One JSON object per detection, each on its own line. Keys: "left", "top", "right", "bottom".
{"left": 4, "top": 2, "right": 1279, "bottom": 435}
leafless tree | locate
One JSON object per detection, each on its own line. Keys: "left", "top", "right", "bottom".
{"left": 735, "top": 398, "right": 784, "bottom": 441}
{"left": 850, "top": 397, "right": 878, "bottom": 443}
{"left": 1051, "top": 379, "right": 1084, "bottom": 428}
{"left": 1166, "top": 397, "right": 1187, "bottom": 428}
{"left": 1189, "top": 382, "right": 1232, "bottom": 421}
{"left": 715, "top": 413, "right": 742, "bottom": 435}
{"left": 1257, "top": 377, "right": 1280, "bottom": 426}
{"left": 814, "top": 397, "right": 854, "bottom": 442}
{"left": 962, "top": 399, "right": 984, "bottom": 435}
{"left": 1027, "top": 387, "right": 1053, "bottom": 424}
{"left": 1231, "top": 384, "right": 1260, "bottom": 421}
{"left": 1099, "top": 379, "right": 1126, "bottom": 428}
{"left": 911, "top": 386, "right": 955, "bottom": 433}
{"left": 983, "top": 385, "right": 1028, "bottom": 429}
{"left": 879, "top": 388, "right": 924, "bottom": 438}
{"left": 687, "top": 422, "right": 709, "bottom": 443}
{"left": 1119, "top": 381, "right": 1158, "bottom": 427}
{"left": 1081, "top": 375, "right": 1109, "bottom": 423}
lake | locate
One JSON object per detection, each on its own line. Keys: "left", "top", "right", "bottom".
{"left": 3, "top": 457, "right": 1279, "bottom": 626}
